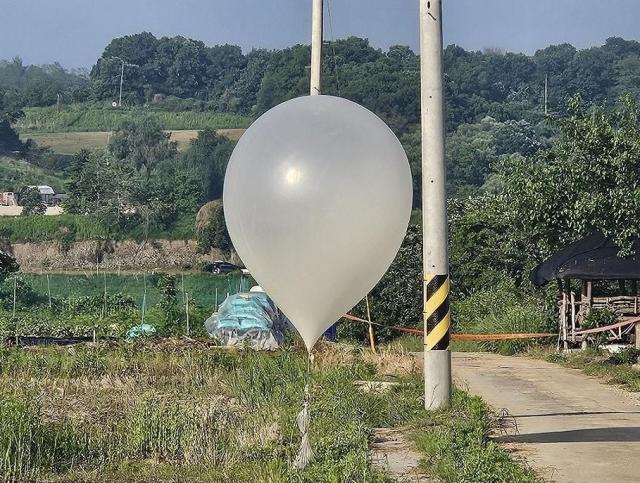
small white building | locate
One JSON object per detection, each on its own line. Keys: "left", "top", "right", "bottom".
{"left": 27, "top": 185, "right": 55, "bottom": 205}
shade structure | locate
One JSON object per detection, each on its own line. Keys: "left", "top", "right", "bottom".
{"left": 531, "top": 232, "right": 640, "bottom": 286}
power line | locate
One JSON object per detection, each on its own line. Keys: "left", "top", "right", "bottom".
{"left": 325, "top": 0, "right": 341, "bottom": 96}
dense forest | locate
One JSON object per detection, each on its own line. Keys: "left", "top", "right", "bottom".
{"left": 2, "top": 34, "right": 640, "bottom": 132}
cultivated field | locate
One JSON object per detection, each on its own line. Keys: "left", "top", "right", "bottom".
{"left": 21, "top": 272, "right": 247, "bottom": 310}
{"left": 17, "top": 105, "right": 251, "bottom": 133}
{"left": 22, "top": 129, "right": 245, "bottom": 155}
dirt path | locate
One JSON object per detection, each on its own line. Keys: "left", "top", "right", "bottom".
{"left": 370, "top": 428, "right": 430, "bottom": 482}
{"left": 453, "top": 352, "right": 640, "bottom": 482}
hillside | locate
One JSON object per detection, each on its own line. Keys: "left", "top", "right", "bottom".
{"left": 0, "top": 156, "right": 66, "bottom": 192}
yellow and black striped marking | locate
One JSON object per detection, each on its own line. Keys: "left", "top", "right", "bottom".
{"left": 424, "top": 273, "right": 451, "bottom": 350}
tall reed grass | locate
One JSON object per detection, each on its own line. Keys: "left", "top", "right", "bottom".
{"left": 0, "top": 343, "right": 422, "bottom": 481}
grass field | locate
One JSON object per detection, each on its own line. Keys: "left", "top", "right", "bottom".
{"left": 0, "top": 157, "right": 66, "bottom": 193}
{"left": 0, "top": 340, "right": 537, "bottom": 482}
{"left": 21, "top": 129, "right": 245, "bottom": 155}
{"left": 17, "top": 105, "right": 251, "bottom": 133}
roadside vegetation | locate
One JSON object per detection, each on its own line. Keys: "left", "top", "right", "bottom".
{"left": 413, "top": 389, "right": 538, "bottom": 482}
{"left": 538, "top": 347, "right": 640, "bottom": 392}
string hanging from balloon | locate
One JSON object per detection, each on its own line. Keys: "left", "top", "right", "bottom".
{"left": 293, "top": 351, "right": 314, "bottom": 470}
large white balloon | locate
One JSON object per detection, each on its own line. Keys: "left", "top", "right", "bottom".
{"left": 224, "top": 95, "right": 412, "bottom": 350}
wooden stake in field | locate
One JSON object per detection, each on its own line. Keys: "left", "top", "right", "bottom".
{"left": 47, "top": 273, "right": 52, "bottom": 309}
{"left": 141, "top": 274, "right": 147, "bottom": 327}
{"left": 185, "top": 293, "right": 190, "bottom": 337}
{"left": 13, "top": 275, "right": 17, "bottom": 345}
{"left": 102, "top": 272, "right": 107, "bottom": 318}
{"left": 12, "top": 275, "right": 17, "bottom": 317}
{"left": 365, "top": 295, "right": 376, "bottom": 353}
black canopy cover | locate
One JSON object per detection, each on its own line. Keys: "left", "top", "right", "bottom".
{"left": 530, "top": 232, "right": 640, "bottom": 286}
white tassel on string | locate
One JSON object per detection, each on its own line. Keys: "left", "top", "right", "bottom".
{"left": 294, "top": 353, "right": 314, "bottom": 470}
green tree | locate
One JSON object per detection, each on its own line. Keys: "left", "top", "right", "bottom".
{"left": 109, "top": 116, "right": 177, "bottom": 179}
{"left": 196, "top": 200, "right": 231, "bottom": 253}
{"left": 500, "top": 95, "right": 640, "bottom": 256}
{"left": 64, "top": 149, "right": 140, "bottom": 227}
{"left": 0, "top": 250, "right": 18, "bottom": 286}
{"left": 368, "top": 223, "right": 422, "bottom": 331}
{"left": 179, "top": 128, "right": 234, "bottom": 201}
{"left": 18, "top": 187, "right": 45, "bottom": 216}
{"left": 0, "top": 87, "right": 25, "bottom": 155}
{"left": 449, "top": 195, "right": 531, "bottom": 295}
{"left": 0, "top": 57, "right": 89, "bottom": 108}
{"left": 450, "top": 95, "right": 640, "bottom": 296}
{"left": 341, "top": 223, "right": 423, "bottom": 342}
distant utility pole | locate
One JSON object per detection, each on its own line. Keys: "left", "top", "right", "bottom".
{"left": 544, "top": 74, "right": 549, "bottom": 116}
{"left": 420, "top": 0, "right": 451, "bottom": 410}
{"left": 310, "top": 0, "right": 323, "bottom": 95}
{"left": 113, "top": 56, "right": 139, "bottom": 107}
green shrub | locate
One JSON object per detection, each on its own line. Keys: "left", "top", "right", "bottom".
{"left": 607, "top": 347, "right": 640, "bottom": 366}
{"left": 582, "top": 307, "right": 620, "bottom": 330}
{"left": 0, "top": 213, "right": 196, "bottom": 243}
{"left": 454, "top": 277, "right": 554, "bottom": 354}
{"left": 0, "top": 309, "right": 137, "bottom": 338}
{"left": 0, "top": 277, "right": 49, "bottom": 310}
{"left": 0, "top": 214, "right": 108, "bottom": 243}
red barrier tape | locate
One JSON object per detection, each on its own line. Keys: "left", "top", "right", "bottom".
{"left": 342, "top": 314, "right": 556, "bottom": 340}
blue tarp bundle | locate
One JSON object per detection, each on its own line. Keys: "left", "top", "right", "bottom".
{"left": 204, "top": 292, "right": 287, "bottom": 350}
{"left": 126, "top": 323, "right": 156, "bottom": 339}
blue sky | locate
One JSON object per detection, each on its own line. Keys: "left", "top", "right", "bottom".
{"left": 1, "top": 0, "right": 639, "bottom": 68}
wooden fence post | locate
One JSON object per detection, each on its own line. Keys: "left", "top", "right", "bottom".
{"left": 365, "top": 295, "right": 376, "bottom": 354}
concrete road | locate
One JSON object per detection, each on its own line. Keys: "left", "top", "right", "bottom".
{"left": 453, "top": 352, "right": 640, "bottom": 483}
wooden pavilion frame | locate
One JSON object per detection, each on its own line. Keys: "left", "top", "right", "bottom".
{"left": 557, "top": 277, "right": 640, "bottom": 349}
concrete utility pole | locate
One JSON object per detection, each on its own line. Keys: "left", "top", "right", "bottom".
{"left": 113, "top": 57, "right": 138, "bottom": 107}
{"left": 420, "top": 0, "right": 452, "bottom": 410}
{"left": 310, "top": 0, "right": 323, "bottom": 95}
{"left": 119, "top": 61, "right": 125, "bottom": 107}
{"left": 544, "top": 74, "right": 549, "bottom": 116}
